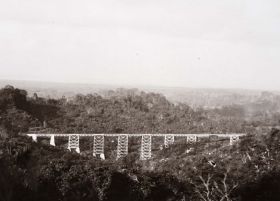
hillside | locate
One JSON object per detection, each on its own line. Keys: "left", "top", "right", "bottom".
{"left": 1, "top": 85, "right": 280, "bottom": 201}
{"left": 0, "top": 84, "right": 248, "bottom": 136}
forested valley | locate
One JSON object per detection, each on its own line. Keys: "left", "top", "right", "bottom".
{"left": 1, "top": 85, "right": 280, "bottom": 201}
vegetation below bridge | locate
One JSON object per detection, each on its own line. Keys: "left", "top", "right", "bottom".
{"left": 1, "top": 85, "right": 280, "bottom": 201}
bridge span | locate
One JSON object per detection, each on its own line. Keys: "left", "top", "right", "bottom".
{"left": 26, "top": 133, "right": 246, "bottom": 160}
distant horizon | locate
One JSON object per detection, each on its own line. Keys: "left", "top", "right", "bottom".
{"left": 0, "top": 78, "right": 278, "bottom": 93}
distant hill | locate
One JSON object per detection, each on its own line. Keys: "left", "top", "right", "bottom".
{"left": 145, "top": 86, "right": 262, "bottom": 108}
{"left": 1, "top": 79, "right": 280, "bottom": 109}
{"left": 0, "top": 79, "right": 116, "bottom": 99}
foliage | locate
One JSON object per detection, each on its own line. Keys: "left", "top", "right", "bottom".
{"left": 1, "top": 85, "right": 280, "bottom": 201}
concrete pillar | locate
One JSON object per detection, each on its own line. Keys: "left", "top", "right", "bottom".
{"left": 50, "top": 135, "right": 55, "bottom": 146}
{"left": 31, "top": 134, "right": 37, "bottom": 142}
{"left": 100, "top": 153, "right": 105, "bottom": 160}
{"left": 140, "top": 135, "right": 152, "bottom": 160}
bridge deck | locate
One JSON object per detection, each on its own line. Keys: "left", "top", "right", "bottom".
{"left": 27, "top": 133, "right": 246, "bottom": 137}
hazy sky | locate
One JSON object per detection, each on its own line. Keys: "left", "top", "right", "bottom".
{"left": 0, "top": 0, "right": 280, "bottom": 90}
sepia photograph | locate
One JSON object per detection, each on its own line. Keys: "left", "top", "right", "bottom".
{"left": 0, "top": 0, "right": 280, "bottom": 201}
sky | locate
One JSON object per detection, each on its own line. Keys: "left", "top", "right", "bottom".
{"left": 0, "top": 0, "right": 280, "bottom": 90}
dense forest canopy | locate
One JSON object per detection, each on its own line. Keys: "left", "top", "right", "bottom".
{"left": 1, "top": 85, "right": 279, "bottom": 136}
{"left": 1, "top": 85, "right": 280, "bottom": 201}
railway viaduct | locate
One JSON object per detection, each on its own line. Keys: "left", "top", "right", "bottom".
{"left": 27, "top": 133, "right": 245, "bottom": 160}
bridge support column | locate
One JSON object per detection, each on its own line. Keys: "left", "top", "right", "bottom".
{"left": 187, "top": 135, "right": 197, "bottom": 143}
{"left": 31, "top": 134, "right": 37, "bottom": 142}
{"left": 140, "top": 135, "right": 152, "bottom": 160}
{"left": 117, "top": 135, "right": 128, "bottom": 159}
{"left": 50, "top": 135, "right": 55, "bottom": 146}
{"left": 164, "top": 135, "right": 174, "bottom": 148}
{"left": 230, "top": 135, "right": 239, "bottom": 145}
{"left": 68, "top": 135, "right": 80, "bottom": 153}
{"left": 93, "top": 135, "right": 105, "bottom": 159}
